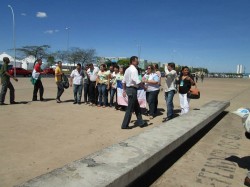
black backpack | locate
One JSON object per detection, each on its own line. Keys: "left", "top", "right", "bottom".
{"left": 62, "top": 74, "right": 69, "bottom": 89}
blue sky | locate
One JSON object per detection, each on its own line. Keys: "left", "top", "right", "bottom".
{"left": 1, "top": 0, "right": 250, "bottom": 73}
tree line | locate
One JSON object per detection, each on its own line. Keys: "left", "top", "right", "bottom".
{"left": 14, "top": 45, "right": 209, "bottom": 73}
{"left": 15, "top": 45, "right": 95, "bottom": 68}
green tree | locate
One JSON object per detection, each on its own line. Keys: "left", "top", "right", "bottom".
{"left": 67, "top": 48, "right": 82, "bottom": 68}
{"left": 54, "top": 50, "right": 69, "bottom": 62}
{"left": 46, "top": 55, "right": 55, "bottom": 68}
{"left": 117, "top": 58, "right": 130, "bottom": 67}
{"left": 78, "top": 49, "right": 96, "bottom": 67}
{"left": 16, "top": 45, "right": 50, "bottom": 59}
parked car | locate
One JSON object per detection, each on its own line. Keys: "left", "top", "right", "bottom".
{"left": 43, "top": 68, "right": 55, "bottom": 75}
{"left": 8, "top": 67, "right": 32, "bottom": 77}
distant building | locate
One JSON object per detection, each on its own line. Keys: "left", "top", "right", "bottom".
{"left": 138, "top": 59, "right": 148, "bottom": 69}
{"left": 236, "top": 64, "right": 244, "bottom": 74}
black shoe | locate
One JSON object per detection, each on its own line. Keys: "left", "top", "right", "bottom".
{"left": 73, "top": 101, "right": 77, "bottom": 104}
{"left": 40, "top": 98, "right": 45, "bottom": 101}
{"left": 0, "top": 102, "right": 7, "bottom": 105}
{"left": 162, "top": 117, "right": 173, "bottom": 122}
{"left": 10, "top": 101, "right": 18, "bottom": 104}
{"left": 245, "top": 177, "right": 250, "bottom": 187}
{"left": 78, "top": 102, "right": 81, "bottom": 105}
{"left": 32, "top": 98, "right": 38, "bottom": 101}
{"left": 56, "top": 99, "right": 61, "bottom": 103}
{"left": 121, "top": 126, "right": 132, "bottom": 129}
{"left": 139, "top": 122, "right": 148, "bottom": 128}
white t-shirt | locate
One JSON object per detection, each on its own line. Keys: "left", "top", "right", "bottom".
{"left": 122, "top": 65, "right": 141, "bottom": 88}
{"left": 87, "top": 66, "right": 99, "bottom": 82}
{"left": 110, "top": 72, "right": 118, "bottom": 84}
{"left": 70, "top": 69, "right": 83, "bottom": 85}
{"left": 143, "top": 73, "right": 160, "bottom": 92}
{"left": 164, "top": 67, "right": 177, "bottom": 92}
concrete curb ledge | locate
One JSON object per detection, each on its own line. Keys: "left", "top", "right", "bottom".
{"left": 16, "top": 100, "right": 230, "bottom": 187}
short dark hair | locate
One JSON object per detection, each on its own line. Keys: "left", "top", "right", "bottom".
{"left": 168, "top": 63, "right": 175, "bottom": 69}
{"left": 77, "top": 63, "right": 81, "bottom": 67}
{"left": 100, "top": 63, "right": 107, "bottom": 70}
{"left": 114, "top": 65, "right": 119, "bottom": 69}
{"left": 130, "top": 56, "right": 138, "bottom": 64}
{"left": 3, "top": 57, "right": 9, "bottom": 63}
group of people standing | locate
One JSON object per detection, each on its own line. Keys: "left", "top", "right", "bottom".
{"left": 120, "top": 56, "right": 197, "bottom": 129}
{"left": 55, "top": 61, "right": 125, "bottom": 109}
{"left": 1, "top": 56, "right": 197, "bottom": 129}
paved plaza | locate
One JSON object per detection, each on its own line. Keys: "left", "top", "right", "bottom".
{"left": 0, "top": 77, "right": 250, "bottom": 187}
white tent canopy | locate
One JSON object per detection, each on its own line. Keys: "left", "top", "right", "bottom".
{"left": 22, "top": 55, "right": 36, "bottom": 70}
{"left": 0, "top": 52, "right": 22, "bottom": 67}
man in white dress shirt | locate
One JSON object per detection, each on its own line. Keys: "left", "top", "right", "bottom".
{"left": 87, "top": 63, "right": 99, "bottom": 106}
{"left": 121, "top": 56, "right": 147, "bottom": 129}
{"left": 70, "top": 63, "right": 84, "bottom": 104}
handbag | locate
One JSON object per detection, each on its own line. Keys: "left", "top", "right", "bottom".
{"left": 30, "top": 77, "right": 37, "bottom": 85}
{"left": 187, "top": 87, "right": 200, "bottom": 99}
{"left": 61, "top": 74, "right": 69, "bottom": 89}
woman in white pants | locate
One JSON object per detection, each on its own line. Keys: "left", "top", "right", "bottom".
{"left": 177, "top": 66, "right": 196, "bottom": 115}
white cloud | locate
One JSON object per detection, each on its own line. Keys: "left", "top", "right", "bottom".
{"left": 44, "top": 30, "right": 54, "bottom": 34}
{"left": 44, "top": 30, "right": 60, "bottom": 34}
{"left": 21, "top": 13, "right": 26, "bottom": 16}
{"left": 36, "top": 12, "right": 47, "bottom": 18}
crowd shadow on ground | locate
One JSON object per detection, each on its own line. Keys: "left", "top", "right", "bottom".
{"left": 62, "top": 99, "right": 75, "bottom": 103}
{"left": 225, "top": 155, "right": 250, "bottom": 171}
{"left": 10, "top": 101, "right": 29, "bottom": 105}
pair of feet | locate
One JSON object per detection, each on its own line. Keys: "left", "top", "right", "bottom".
{"left": 73, "top": 101, "right": 81, "bottom": 105}
{"left": 56, "top": 98, "right": 62, "bottom": 103}
{"left": 32, "top": 98, "right": 44, "bottom": 101}
{"left": 122, "top": 121, "right": 148, "bottom": 129}
{"left": 162, "top": 117, "right": 173, "bottom": 122}
{"left": 0, "top": 101, "right": 18, "bottom": 105}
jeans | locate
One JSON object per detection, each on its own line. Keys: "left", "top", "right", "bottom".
{"left": 73, "top": 84, "right": 83, "bottom": 103}
{"left": 89, "top": 81, "right": 97, "bottom": 104}
{"left": 56, "top": 82, "right": 64, "bottom": 100}
{"left": 146, "top": 90, "right": 160, "bottom": 116}
{"left": 33, "top": 79, "right": 44, "bottom": 100}
{"left": 165, "top": 90, "right": 175, "bottom": 119}
{"left": 98, "top": 84, "right": 108, "bottom": 106}
{"left": 110, "top": 88, "right": 116, "bottom": 106}
{"left": 121, "top": 87, "right": 144, "bottom": 128}
{"left": 84, "top": 83, "right": 89, "bottom": 102}
{"left": 0, "top": 81, "right": 15, "bottom": 103}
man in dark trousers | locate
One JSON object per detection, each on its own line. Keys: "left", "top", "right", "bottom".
{"left": 32, "top": 59, "right": 44, "bottom": 101}
{"left": 0, "top": 57, "right": 18, "bottom": 105}
{"left": 121, "top": 56, "right": 147, "bottom": 129}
